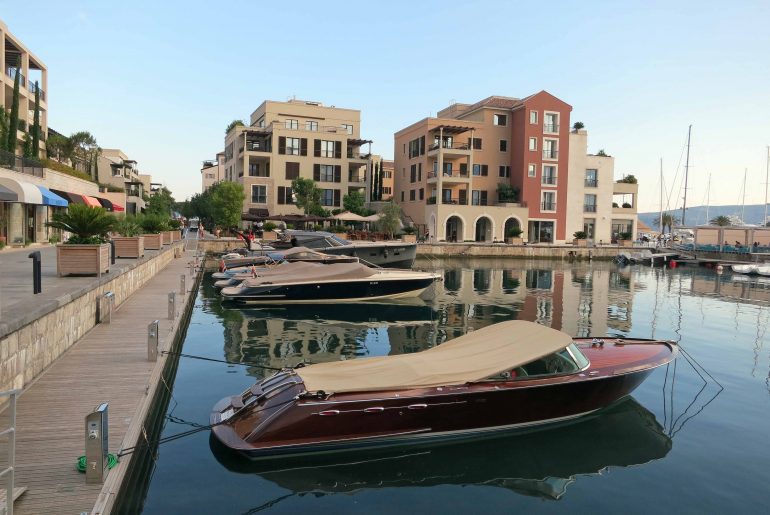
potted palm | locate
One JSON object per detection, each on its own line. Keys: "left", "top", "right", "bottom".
{"left": 47, "top": 204, "right": 115, "bottom": 276}
{"left": 573, "top": 231, "right": 588, "bottom": 247}
{"left": 329, "top": 224, "right": 348, "bottom": 239}
{"left": 506, "top": 227, "right": 524, "bottom": 244}
{"left": 401, "top": 226, "right": 417, "bottom": 243}
{"left": 139, "top": 214, "right": 168, "bottom": 250}
{"left": 619, "top": 232, "right": 634, "bottom": 247}
{"left": 112, "top": 216, "right": 145, "bottom": 258}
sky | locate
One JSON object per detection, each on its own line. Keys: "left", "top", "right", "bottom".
{"left": 2, "top": 0, "right": 769, "bottom": 213}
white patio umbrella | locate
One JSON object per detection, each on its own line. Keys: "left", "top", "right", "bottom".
{"left": 333, "top": 211, "right": 368, "bottom": 222}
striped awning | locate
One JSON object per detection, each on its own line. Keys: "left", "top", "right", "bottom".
{"left": 37, "top": 186, "right": 69, "bottom": 207}
{"left": 0, "top": 177, "right": 43, "bottom": 204}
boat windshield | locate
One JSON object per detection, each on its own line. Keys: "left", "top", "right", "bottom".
{"left": 326, "top": 235, "right": 351, "bottom": 247}
{"left": 489, "top": 343, "right": 589, "bottom": 381}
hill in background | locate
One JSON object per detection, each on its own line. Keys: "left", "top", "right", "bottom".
{"left": 639, "top": 204, "right": 769, "bottom": 229}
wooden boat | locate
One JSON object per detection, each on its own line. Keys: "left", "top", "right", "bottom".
{"left": 211, "top": 321, "right": 677, "bottom": 459}
{"left": 219, "top": 262, "right": 438, "bottom": 304}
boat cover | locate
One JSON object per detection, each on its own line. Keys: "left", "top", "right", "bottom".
{"left": 296, "top": 321, "right": 572, "bottom": 393}
{"left": 239, "top": 262, "right": 375, "bottom": 287}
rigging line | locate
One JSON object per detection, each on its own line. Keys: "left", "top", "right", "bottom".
{"left": 160, "top": 350, "right": 287, "bottom": 370}
{"left": 668, "top": 380, "right": 708, "bottom": 437}
{"left": 665, "top": 136, "right": 689, "bottom": 213}
{"left": 240, "top": 493, "right": 297, "bottom": 515}
{"left": 662, "top": 362, "right": 670, "bottom": 433}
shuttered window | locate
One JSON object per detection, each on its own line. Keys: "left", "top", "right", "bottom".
{"left": 285, "top": 162, "right": 299, "bottom": 180}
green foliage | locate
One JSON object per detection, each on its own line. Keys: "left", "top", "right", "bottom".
{"left": 67, "top": 131, "right": 100, "bottom": 177}
{"left": 98, "top": 182, "right": 124, "bottom": 192}
{"left": 226, "top": 120, "right": 245, "bottom": 134}
{"left": 312, "top": 224, "right": 323, "bottom": 231}
{"left": 508, "top": 227, "right": 523, "bottom": 237}
{"left": 45, "top": 134, "right": 70, "bottom": 161}
{"left": 114, "top": 215, "right": 142, "bottom": 237}
{"left": 168, "top": 219, "right": 182, "bottom": 230}
{"left": 291, "top": 177, "right": 322, "bottom": 215}
{"left": 612, "top": 202, "right": 619, "bottom": 208}
{"left": 329, "top": 224, "right": 347, "bottom": 233}
{"left": 622, "top": 202, "right": 632, "bottom": 208}
{"left": 145, "top": 187, "right": 175, "bottom": 216}
{"left": 496, "top": 183, "right": 520, "bottom": 202}
{"left": 596, "top": 149, "right": 609, "bottom": 157}
{"left": 32, "top": 81, "right": 40, "bottom": 157}
{"left": 262, "top": 221, "right": 277, "bottom": 232}
{"left": 573, "top": 231, "right": 587, "bottom": 239}
{"left": 0, "top": 109, "right": 7, "bottom": 152}
{"left": 653, "top": 212, "right": 680, "bottom": 234}
{"left": 617, "top": 174, "right": 638, "bottom": 184}
{"left": 22, "top": 133, "right": 33, "bottom": 158}
{"left": 137, "top": 213, "right": 169, "bottom": 234}
{"left": 402, "top": 225, "right": 416, "bottom": 234}
{"left": 0, "top": 240, "right": 6, "bottom": 250}
{"left": 342, "top": 190, "right": 366, "bottom": 215}
{"left": 210, "top": 181, "right": 245, "bottom": 229}
{"left": 377, "top": 202, "right": 401, "bottom": 238}
{"left": 573, "top": 121, "right": 585, "bottom": 131}
{"left": 46, "top": 204, "right": 115, "bottom": 244}
{"left": 709, "top": 215, "right": 732, "bottom": 227}
{"left": 48, "top": 234, "right": 60, "bottom": 244}
{"left": 6, "top": 61, "right": 20, "bottom": 152}
{"left": 41, "top": 159, "right": 94, "bottom": 182}
{"left": 619, "top": 232, "right": 633, "bottom": 241}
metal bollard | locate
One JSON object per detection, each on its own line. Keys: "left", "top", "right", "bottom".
{"left": 28, "top": 250, "right": 41, "bottom": 294}
{"left": 85, "top": 403, "right": 109, "bottom": 484}
{"left": 101, "top": 292, "right": 115, "bottom": 324}
{"left": 168, "top": 292, "right": 176, "bottom": 320}
{"left": 148, "top": 320, "right": 159, "bottom": 361}
{"left": 180, "top": 274, "right": 186, "bottom": 295}
{"left": 109, "top": 240, "right": 116, "bottom": 265}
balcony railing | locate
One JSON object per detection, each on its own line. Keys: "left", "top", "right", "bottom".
{"left": 585, "top": 179, "right": 598, "bottom": 187}
{"left": 427, "top": 196, "right": 437, "bottom": 205}
{"left": 544, "top": 124, "right": 559, "bottom": 133}
{"left": 542, "top": 149, "right": 559, "bottom": 159}
{"left": 584, "top": 204, "right": 597, "bottom": 213}
{"left": 348, "top": 174, "right": 365, "bottom": 183}
{"left": 27, "top": 81, "right": 46, "bottom": 101}
{"left": 541, "top": 202, "right": 556, "bottom": 211}
{"left": 428, "top": 142, "right": 471, "bottom": 151}
{"left": 428, "top": 169, "right": 469, "bottom": 179}
{"left": 246, "top": 141, "right": 270, "bottom": 152}
{"left": 442, "top": 197, "right": 468, "bottom": 205}
{"left": 347, "top": 152, "right": 371, "bottom": 160}
{"left": 5, "top": 67, "right": 25, "bottom": 87}
{"left": 541, "top": 175, "right": 557, "bottom": 185}
{"left": 0, "top": 148, "right": 44, "bottom": 177}
{"left": 498, "top": 195, "right": 520, "bottom": 204}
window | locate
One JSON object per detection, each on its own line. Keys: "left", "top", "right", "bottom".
{"left": 285, "top": 162, "right": 299, "bottom": 180}
{"left": 285, "top": 119, "right": 298, "bottom": 129}
{"left": 544, "top": 112, "right": 559, "bottom": 133}
{"left": 493, "top": 114, "right": 507, "bottom": 126}
{"left": 408, "top": 136, "right": 425, "bottom": 158}
{"left": 342, "top": 124, "right": 353, "bottom": 135}
{"left": 472, "top": 190, "right": 488, "bottom": 206}
{"left": 529, "top": 138, "right": 537, "bottom": 151}
{"left": 528, "top": 164, "right": 536, "bottom": 177}
{"left": 321, "top": 189, "right": 334, "bottom": 206}
{"left": 584, "top": 194, "right": 597, "bottom": 213}
{"left": 418, "top": 163, "right": 422, "bottom": 181}
{"left": 468, "top": 137, "right": 482, "bottom": 150}
{"left": 442, "top": 162, "right": 452, "bottom": 175}
{"left": 542, "top": 165, "right": 557, "bottom": 185}
{"left": 543, "top": 139, "right": 558, "bottom": 159}
{"left": 305, "top": 120, "right": 318, "bottom": 131}
{"left": 499, "top": 165, "right": 511, "bottom": 178}
{"left": 529, "top": 111, "right": 538, "bottom": 124}
{"left": 319, "top": 164, "right": 335, "bottom": 182}
{"left": 320, "top": 140, "right": 335, "bottom": 158}
{"left": 286, "top": 137, "right": 300, "bottom": 155}
{"left": 410, "top": 189, "right": 416, "bottom": 201}
{"left": 249, "top": 163, "right": 269, "bottom": 177}
{"left": 382, "top": 186, "right": 392, "bottom": 194}
{"left": 251, "top": 185, "right": 267, "bottom": 204}
{"left": 472, "top": 164, "right": 488, "bottom": 176}
{"left": 585, "top": 169, "right": 598, "bottom": 187}
{"left": 542, "top": 191, "right": 556, "bottom": 211}
{"left": 410, "top": 164, "right": 417, "bottom": 183}
{"left": 255, "top": 116, "right": 265, "bottom": 128}
{"left": 499, "top": 140, "right": 507, "bottom": 152}
{"left": 401, "top": 191, "right": 404, "bottom": 201}
{"left": 419, "top": 188, "right": 424, "bottom": 200}
{"left": 277, "top": 186, "right": 293, "bottom": 204}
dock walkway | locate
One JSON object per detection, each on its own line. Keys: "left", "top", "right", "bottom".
{"left": 0, "top": 248, "right": 198, "bottom": 514}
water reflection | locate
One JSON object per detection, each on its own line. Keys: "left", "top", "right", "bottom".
{"left": 210, "top": 397, "right": 670, "bottom": 503}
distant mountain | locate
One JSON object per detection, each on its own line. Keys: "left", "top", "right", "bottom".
{"left": 639, "top": 204, "right": 770, "bottom": 228}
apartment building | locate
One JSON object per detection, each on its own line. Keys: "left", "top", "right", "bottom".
{"left": 1, "top": 20, "right": 48, "bottom": 157}
{"left": 394, "top": 92, "right": 571, "bottom": 243}
{"left": 366, "top": 155, "right": 394, "bottom": 202}
{"left": 201, "top": 152, "right": 225, "bottom": 192}
{"left": 566, "top": 129, "right": 637, "bottom": 243}
{"left": 97, "top": 149, "right": 147, "bottom": 214}
{"left": 223, "top": 99, "right": 371, "bottom": 220}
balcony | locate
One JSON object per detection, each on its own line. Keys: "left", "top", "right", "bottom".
{"left": 613, "top": 182, "right": 638, "bottom": 195}
{"left": 427, "top": 168, "right": 471, "bottom": 183}
{"left": 585, "top": 179, "right": 598, "bottom": 187}
{"left": 542, "top": 149, "right": 559, "bottom": 160}
{"left": 27, "top": 81, "right": 46, "bottom": 102}
{"left": 612, "top": 203, "right": 637, "bottom": 214}
{"left": 348, "top": 173, "right": 365, "bottom": 183}
{"left": 348, "top": 152, "right": 371, "bottom": 163}
{"left": 245, "top": 141, "right": 270, "bottom": 153}
{"left": 5, "top": 67, "right": 25, "bottom": 87}
{"left": 541, "top": 175, "right": 558, "bottom": 186}
{"left": 440, "top": 197, "right": 468, "bottom": 205}
{"left": 544, "top": 124, "right": 559, "bottom": 134}
{"left": 584, "top": 204, "right": 597, "bottom": 213}
{"left": 427, "top": 141, "right": 472, "bottom": 158}
{"left": 541, "top": 202, "right": 556, "bottom": 211}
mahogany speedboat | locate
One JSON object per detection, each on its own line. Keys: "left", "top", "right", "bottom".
{"left": 216, "top": 246, "right": 359, "bottom": 273}
{"left": 210, "top": 321, "right": 677, "bottom": 459}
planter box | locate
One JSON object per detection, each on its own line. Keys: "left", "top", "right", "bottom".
{"left": 56, "top": 243, "right": 110, "bottom": 277}
{"left": 506, "top": 237, "right": 523, "bottom": 245}
{"left": 573, "top": 238, "right": 588, "bottom": 247}
{"left": 112, "top": 236, "right": 145, "bottom": 258}
{"left": 332, "top": 232, "right": 348, "bottom": 240}
{"left": 143, "top": 233, "right": 163, "bottom": 250}
{"left": 401, "top": 234, "right": 417, "bottom": 243}
{"left": 162, "top": 231, "right": 174, "bottom": 245}
{"left": 261, "top": 230, "right": 279, "bottom": 242}
{"left": 619, "top": 240, "right": 634, "bottom": 247}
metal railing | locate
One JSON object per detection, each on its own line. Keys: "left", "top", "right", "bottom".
{"left": 543, "top": 124, "right": 559, "bottom": 133}
{"left": 441, "top": 197, "right": 468, "bottom": 205}
{"left": 541, "top": 202, "right": 556, "bottom": 211}
{"left": 584, "top": 204, "right": 597, "bottom": 213}
{"left": 429, "top": 142, "right": 471, "bottom": 151}
{"left": 347, "top": 152, "right": 371, "bottom": 160}
{"left": 498, "top": 195, "right": 520, "bottom": 204}
{"left": 27, "top": 81, "right": 45, "bottom": 101}
{"left": 246, "top": 141, "right": 270, "bottom": 152}
{"left": 0, "top": 148, "right": 44, "bottom": 177}
{"left": 348, "top": 174, "right": 366, "bottom": 183}
{"left": 542, "top": 149, "right": 559, "bottom": 159}
{"left": 428, "top": 169, "right": 469, "bottom": 179}
{"left": 541, "top": 175, "right": 557, "bottom": 185}
{"left": 5, "top": 67, "right": 25, "bottom": 87}
{"left": 584, "top": 179, "right": 598, "bottom": 187}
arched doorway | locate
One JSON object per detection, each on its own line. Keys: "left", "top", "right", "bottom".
{"left": 475, "top": 216, "right": 492, "bottom": 242}
{"left": 445, "top": 216, "right": 463, "bottom": 242}
{"left": 503, "top": 217, "right": 521, "bottom": 240}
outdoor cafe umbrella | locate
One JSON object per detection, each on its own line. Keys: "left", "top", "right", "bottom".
{"left": 332, "top": 211, "right": 368, "bottom": 222}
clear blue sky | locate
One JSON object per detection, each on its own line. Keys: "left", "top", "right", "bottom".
{"left": 2, "top": 0, "right": 769, "bottom": 212}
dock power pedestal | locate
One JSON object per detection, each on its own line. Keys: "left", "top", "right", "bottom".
{"left": 85, "top": 403, "right": 109, "bottom": 484}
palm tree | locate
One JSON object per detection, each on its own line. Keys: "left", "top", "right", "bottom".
{"left": 709, "top": 215, "right": 732, "bottom": 227}
{"left": 653, "top": 212, "right": 680, "bottom": 234}
{"left": 46, "top": 204, "right": 115, "bottom": 244}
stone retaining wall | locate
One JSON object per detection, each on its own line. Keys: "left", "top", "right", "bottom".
{"left": 0, "top": 243, "right": 181, "bottom": 394}
{"left": 417, "top": 243, "right": 628, "bottom": 260}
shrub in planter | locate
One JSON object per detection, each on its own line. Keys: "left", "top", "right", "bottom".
{"left": 138, "top": 214, "right": 168, "bottom": 249}
{"left": 573, "top": 231, "right": 588, "bottom": 246}
{"left": 506, "top": 227, "right": 524, "bottom": 244}
{"left": 402, "top": 226, "right": 416, "bottom": 234}
{"left": 262, "top": 221, "right": 277, "bottom": 232}
{"left": 261, "top": 221, "right": 279, "bottom": 241}
{"left": 46, "top": 204, "right": 115, "bottom": 276}
{"left": 329, "top": 225, "right": 347, "bottom": 233}
{"left": 622, "top": 202, "right": 632, "bottom": 208}
{"left": 112, "top": 215, "right": 145, "bottom": 258}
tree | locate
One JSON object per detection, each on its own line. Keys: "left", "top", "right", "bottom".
{"left": 31, "top": 81, "right": 40, "bottom": 157}
{"left": 225, "top": 120, "right": 245, "bottom": 134}
{"left": 46, "top": 204, "right": 115, "bottom": 244}
{"left": 145, "top": 187, "right": 175, "bottom": 217}
{"left": 596, "top": 149, "right": 609, "bottom": 157}
{"left": 653, "top": 212, "right": 680, "bottom": 234}
{"left": 45, "top": 133, "right": 69, "bottom": 161}
{"left": 0, "top": 109, "right": 7, "bottom": 153}
{"left": 709, "top": 215, "right": 732, "bottom": 227}
{"left": 343, "top": 190, "right": 366, "bottom": 215}
{"left": 22, "top": 133, "right": 33, "bottom": 158}
{"left": 617, "top": 174, "right": 638, "bottom": 184}
{"left": 291, "top": 177, "right": 322, "bottom": 215}
{"left": 6, "top": 60, "right": 20, "bottom": 153}
{"left": 67, "top": 131, "right": 99, "bottom": 175}
{"left": 371, "top": 161, "right": 379, "bottom": 201}
{"left": 378, "top": 201, "right": 401, "bottom": 239}
{"left": 210, "top": 181, "right": 245, "bottom": 229}
{"left": 573, "top": 121, "right": 585, "bottom": 131}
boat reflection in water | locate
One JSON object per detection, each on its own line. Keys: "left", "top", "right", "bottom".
{"left": 210, "top": 397, "right": 670, "bottom": 502}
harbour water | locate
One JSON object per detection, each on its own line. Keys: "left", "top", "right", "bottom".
{"left": 134, "top": 259, "right": 770, "bottom": 514}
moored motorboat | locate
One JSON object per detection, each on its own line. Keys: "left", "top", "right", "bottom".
{"left": 756, "top": 265, "right": 770, "bottom": 277}
{"left": 732, "top": 264, "right": 759, "bottom": 274}
{"left": 210, "top": 321, "right": 677, "bottom": 459}
{"left": 218, "top": 246, "right": 359, "bottom": 272}
{"left": 219, "top": 262, "right": 439, "bottom": 304}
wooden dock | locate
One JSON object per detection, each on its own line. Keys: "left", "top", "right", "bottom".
{"left": 0, "top": 249, "right": 199, "bottom": 515}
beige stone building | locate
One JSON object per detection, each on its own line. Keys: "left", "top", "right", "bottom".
{"left": 566, "top": 129, "right": 638, "bottom": 243}
{"left": 201, "top": 152, "right": 225, "bottom": 192}
{"left": 97, "top": 149, "right": 147, "bottom": 214}
{"left": 1, "top": 19, "right": 48, "bottom": 157}
{"left": 223, "top": 99, "right": 372, "bottom": 221}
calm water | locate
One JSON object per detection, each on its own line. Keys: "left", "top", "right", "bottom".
{"left": 134, "top": 259, "right": 770, "bottom": 514}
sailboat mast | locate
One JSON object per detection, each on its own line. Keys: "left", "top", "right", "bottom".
{"left": 659, "top": 158, "right": 664, "bottom": 234}
{"left": 764, "top": 146, "right": 769, "bottom": 226}
{"left": 705, "top": 173, "right": 711, "bottom": 224}
{"left": 681, "top": 125, "right": 692, "bottom": 226}
{"left": 741, "top": 168, "right": 747, "bottom": 224}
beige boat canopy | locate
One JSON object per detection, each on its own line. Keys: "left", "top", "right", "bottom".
{"left": 296, "top": 321, "right": 572, "bottom": 393}
{"left": 241, "top": 262, "right": 375, "bottom": 287}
